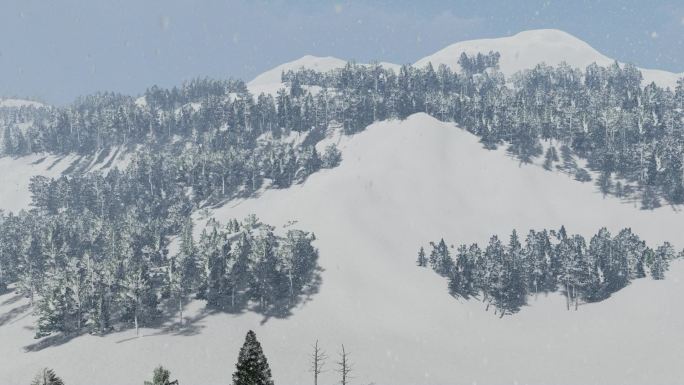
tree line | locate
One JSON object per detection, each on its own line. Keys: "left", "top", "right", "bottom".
{"left": 0, "top": 190, "right": 319, "bottom": 338}
{"left": 4, "top": 52, "right": 683, "bottom": 207}
{"left": 27, "top": 330, "right": 353, "bottom": 385}
{"left": 418, "top": 227, "right": 683, "bottom": 316}
{"left": 282, "top": 54, "right": 684, "bottom": 207}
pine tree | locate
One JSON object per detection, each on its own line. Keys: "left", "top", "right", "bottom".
{"left": 416, "top": 246, "right": 427, "bottom": 267}
{"left": 232, "top": 330, "right": 274, "bottom": 385}
{"left": 429, "top": 239, "right": 452, "bottom": 276}
{"left": 543, "top": 146, "right": 559, "bottom": 170}
{"left": 31, "top": 368, "right": 64, "bottom": 385}
{"left": 144, "top": 366, "right": 178, "bottom": 385}
{"left": 2, "top": 125, "right": 13, "bottom": 155}
{"left": 321, "top": 144, "right": 342, "bottom": 168}
{"left": 336, "top": 344, "right": 352, "bottom": 385}
{"left": 310, "top": 339, "right": 327, "bottom": 385}
{"left": 226, "top": 232, "right": 252, "bottom": 310}
{"left": 649, "top": 242, "right": 674, "bottom": 280}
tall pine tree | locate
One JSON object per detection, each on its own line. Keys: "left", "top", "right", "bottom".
{"left": 232, "top": 330, "right": 274, "bottom": 385}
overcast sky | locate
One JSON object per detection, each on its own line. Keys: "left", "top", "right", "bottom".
{"left": 1, "top": 0, "right": 683, "bottom": 105}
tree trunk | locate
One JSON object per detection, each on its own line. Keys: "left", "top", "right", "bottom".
{"left": 178, "top": 296, "right": 183, "bottom": 327}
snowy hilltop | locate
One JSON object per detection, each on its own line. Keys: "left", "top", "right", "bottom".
{"left": 0, "top": 28, "right": 683, "bottom": 385}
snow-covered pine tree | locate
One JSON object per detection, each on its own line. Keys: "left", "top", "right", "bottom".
{"left": 429, "top": 239, "right": 452, "bottom": 276}
{"left": 143, "top": 366, "right": 178, "bottom": 385}
{"left": 226, "top": 232, "right": 252, "bottom": 310}
{"left": 31, "top": 368, "right": 64, "bottom": 385}
{"left": 543, "top": 146, "right": 559, "bottom": 170}
{"left": 416, "top": 246, "right": 427, "bottom": 267}
{"left": 650, "top": 242, "right": 674, "bottom": 280}
{"left": 321, "top": 144, "right": 342, "bottom": 169}
{"left": 279, "top": 229, "right": 318, "bottom": 304}
{"left": 232, "top": 330, "right": 274, "bottom": 385}
{"left": 250, "top": 227, "right": 282, "bottom": 312}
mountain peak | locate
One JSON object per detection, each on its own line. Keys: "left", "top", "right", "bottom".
{"left": 415, "top": 28, "right": 681, "bottom": 89}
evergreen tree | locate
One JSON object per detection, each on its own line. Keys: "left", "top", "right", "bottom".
{"left": 649, "top": 242, "right": 674, "bottom": 280}
{"left": 31, "top": 368, "right": 64, "bottom": 385}
{"left": 416, "top": 246, "right": 427, "bottom": 267}
{"left": 419, "top": 226, "right": 673, "bottom": 315}
{"left": 429, "top": 239, "right": 452, "bottom": 276}
{"left": 321, "top": 144, "right": 342, "bottom": 168}
{"left": 232, "top": 330, "right": 274, "bottom": 385}
{"left": 543, "top": 146, "right": 559, "bottom": 170}
{"left": 144, "top": 366, "right": 178, "bottom": 385}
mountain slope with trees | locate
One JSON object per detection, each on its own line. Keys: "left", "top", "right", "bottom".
{"left": 2, "top": 114, "right": 681, "bottom": 385}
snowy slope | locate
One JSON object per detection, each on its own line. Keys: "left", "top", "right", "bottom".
{"left": 0, "top": 154, "right": 78, "bottom": 211}
{"left": 415, "top": 29, "right": 683, "bottom": 89}
{"left": 248, "top": 55, "right": 348, "bottom": 96}
{"left": 1, "top": 113, "right": 682, "bottom": 385}
{"left": 248, "top": 55, "right": 401, "bottom": 96}
{"left": 0, "top": 98, "right": 45, "bottom": 109}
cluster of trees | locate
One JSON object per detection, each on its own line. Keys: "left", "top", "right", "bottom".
{"left": 29, "top": 330, "right": 354, "bottom": 385}
{"left": 0, "top": 188, "right": 319, "bottom": 338}
{"left": 4, "top": 53, "right": 683, "bottom": 208}
{"left": 418, "top": 227, "right": 682, "bottom": 316}
{"left": 2, "top": 79, "right": 341, "bottom": 207}
{"left": 282, "top": 55, "right": 684, "bottom": 206}
{"left": 1, "top": 103, "right": 51, "bottom": 155}
{"left": 194, "top": 216, "right": 320, "bottom": 316}
{"left": 1, "top": 80, "right": 332, "bottom": 345}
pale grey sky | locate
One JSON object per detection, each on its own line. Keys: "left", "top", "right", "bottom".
{"left": 1, "top": 0, "right": 683, "bottom": 104}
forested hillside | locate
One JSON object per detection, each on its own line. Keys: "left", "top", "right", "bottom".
{"left": 420, "top": 227, "right": 682, "bottom": 316}
{"left": 1, "top": 47, "right": 683, "bottom": 346}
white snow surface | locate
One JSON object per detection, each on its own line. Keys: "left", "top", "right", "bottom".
{"left": 1, "top": 113, "right": 683, "bottom": 385}
{"left": 0, "top": 98, "right": 45, "bottom": 109}
{"left": 415, "top": 29, "right": 683, "bottom": 89}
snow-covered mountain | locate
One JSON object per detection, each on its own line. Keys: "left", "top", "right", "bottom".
{"left": 249, "top": 29, "right": 682, "bottom": 98}
{"left": 0, "top": 149, "right": 132, "bottom": 212}
{"left": 247, "top": 55, "right": 348, "bottom": 96}
{"left": 1, "top": 114, "right": 682, "bottom": 385}
{"left": 0, "top": 98, "right": 45, "bottom": 109}
{"left": 415, "top": 29, "right": 683, "bottom": 89}
{"left": 247, "top": 55, "right": 401, "bottom": 96}
{"left": 2, "top": 28, "right": 684, "bottom": 385}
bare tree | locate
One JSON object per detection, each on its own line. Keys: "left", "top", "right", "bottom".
{"left": 309, "top": 339, "right": 327, "bottom": 385}
{"left": 336, "top": 344, "right": 353, "bottom": 385}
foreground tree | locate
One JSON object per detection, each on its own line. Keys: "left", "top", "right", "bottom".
{"left": 310, "top": 339, "right": 327, "bottom": 385}
{"left": 31, "top": 368, "right": 64, "bottom": 385}
{"left": 233, "top": 330, "right": 274, "bottom": 385}
{"left": 144, "top": 366, "right": 178, "bottom": 385}
{"left": 416, "top": 247, "right": 427, "bottom": 267}
{"left": 336, "top": 344, "right": 353, "bottom": 385}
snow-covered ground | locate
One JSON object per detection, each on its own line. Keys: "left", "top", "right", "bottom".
{"left": 415, "top": 29, "right": 683, "bottom": 89}
{"left": 0, "top": 98, "right": 46, "bottom": 109}
{"left": 1, "top": 113, "right": 682, "bottom": 385}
